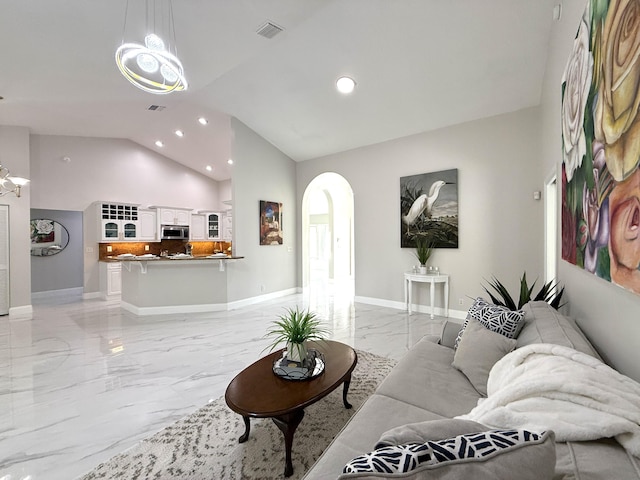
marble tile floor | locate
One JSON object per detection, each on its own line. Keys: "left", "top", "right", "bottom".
{"left": 0, "top": 291, "right": 445, "bottom": 480}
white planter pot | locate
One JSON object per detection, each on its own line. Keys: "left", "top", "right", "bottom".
{"left": 419, "top": 265, "right": 427, "bottom": 274}
{"left": 286, "top": 341, "right": 307, "bottom": 363}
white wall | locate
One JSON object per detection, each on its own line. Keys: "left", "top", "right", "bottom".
{"left": 30, "top": 135, "right": 221, "bottom": 212}
{"left": 228, "top": 119, "right": 297, "bottom": 301}
{"left": 218, "top": 179, "right": 232, "bottom": 206}
{"left": 297, "top": 107, "right": 544, "bottom": 313}
{"left": 0, "top": 126, "right": 32, "bottom": 315}
{"left": 539, "top": 0, "right": 640, "bottom": 381}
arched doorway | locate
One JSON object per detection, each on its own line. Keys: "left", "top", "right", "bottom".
{"left": 302, "top": 173, "right": 354, "bottom": 308}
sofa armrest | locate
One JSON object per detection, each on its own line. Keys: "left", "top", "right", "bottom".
{"left": 440, "top": 320, "right": 463, "bottom": 348}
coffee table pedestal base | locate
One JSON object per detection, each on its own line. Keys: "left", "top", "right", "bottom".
{"left": 273, "top": 410, "right": 305, "bottom": 477}
{"left": 236, "top": 378, "right": 353, "bottom": 477}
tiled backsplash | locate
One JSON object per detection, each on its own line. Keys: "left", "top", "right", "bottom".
{"left": 98, "top": 240, "right": 232, "bottom": 260}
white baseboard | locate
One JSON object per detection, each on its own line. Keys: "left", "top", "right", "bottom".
{"left": 32, "top": 287, "right": 83, "bottom": 301}
{"left": 121, "top": 301, "right": 228, "bottom": 316}
{"left": 83, "top": 291, "right": 102, "bottom": 300}
{"left": 354, "top": 295, "right": 467, "bottom": 319}
{"left": 9, "top": 304, "right": 33, "bottom": 319}
{"left": 227, "top": 288, "right": 299, "bottom": 310}
{"left": 354, "top": 296, "right": 405, "bottom": 310}
{"left": 120, "top": 287, "right": 299, "bottom": 316}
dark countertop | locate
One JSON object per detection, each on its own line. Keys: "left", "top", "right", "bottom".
{"left": 101, "top": 255, "right": 244, "bottom": 263}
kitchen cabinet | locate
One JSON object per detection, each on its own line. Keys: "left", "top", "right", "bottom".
{"left": 190, "top": 214, "right": 206, "bottom": 240}
{"left": 98, "top": 203, "right": 139, "bottom": 241}
{"left": 206, "top": 212, "right": 221, "bottom": 240}
{"left": 222, "top": 212, "right": 232, "bottom": 241}
{"left": 138, "top": 209, "right": 157, "bottom": 241}
{"left": 100, "top": 262, "right": 121, "bottom": 299}
{"left": 158, "top": 208, "right": 191, "bottom": 226}
{"left": 194, "top": 211, "right": 222, "bottom": 240}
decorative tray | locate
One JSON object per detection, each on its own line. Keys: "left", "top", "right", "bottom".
{"left": 273, "top": 349, "right": 325, "bottom": 381}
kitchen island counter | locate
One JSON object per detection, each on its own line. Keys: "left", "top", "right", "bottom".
{"left": 117, "top": 256, "right": 244, "bottom": 315}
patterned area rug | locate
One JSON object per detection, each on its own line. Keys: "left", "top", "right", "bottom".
{"left": 79, "top": 349, "right": 396, "bottom": 480}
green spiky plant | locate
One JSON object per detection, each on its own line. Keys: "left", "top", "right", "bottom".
{"left": 414, "top": 236, "right": 434, "bottom": 266}
{"left": 483, "top": 272, "right": 565, "bottom": 311}
{"left": 265, "top": 307, "right": 329, "bottom": 361}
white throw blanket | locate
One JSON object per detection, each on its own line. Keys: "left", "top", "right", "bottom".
{"left": 457, "top": 343, "right": 640, "bottom": 456}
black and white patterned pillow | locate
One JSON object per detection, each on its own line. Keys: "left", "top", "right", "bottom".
{"left": 343, "top": 429, "right": 548, "bottom": 475}
{"left": 454, "top": 297, "right": 525, "bottom": 349}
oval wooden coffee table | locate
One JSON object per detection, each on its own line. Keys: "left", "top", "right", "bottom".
{"left": 225, "top": 340, "right": 357, "bottom": 477}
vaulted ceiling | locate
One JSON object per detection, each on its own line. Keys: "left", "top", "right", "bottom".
{"left": 0, "top": 0, "right": 555, "bottom": 181}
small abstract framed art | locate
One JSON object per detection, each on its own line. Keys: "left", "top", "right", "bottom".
{"left": 259, "top": 200, "right": 283, "bottom": 245}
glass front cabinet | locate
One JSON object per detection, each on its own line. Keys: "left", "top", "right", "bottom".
{"left": 207, "top": 213, "right": 221, "bottom": 240}
{"left": 98, "top": 203, "right": 139, "bottom": 241}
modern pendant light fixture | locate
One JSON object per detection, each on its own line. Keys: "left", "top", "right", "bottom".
{"left": 115, "top": 0, "right": 188, "bottom": 94}
{"left": 0, "top": 162, "right": 29, "bottom": 198}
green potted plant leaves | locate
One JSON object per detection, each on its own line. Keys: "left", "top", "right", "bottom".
{"left": 265, "top": 307, "right": 329, "bottom": 363}
{"left": 483, "top": 272, "right": 565, "bottom": 310}
{"left": 414, "top": 237, "right": 433, "bottom": 274}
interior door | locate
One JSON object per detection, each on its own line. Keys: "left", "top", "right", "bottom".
{"left": 0, "top": 205, "right": 9, "bottom": 315}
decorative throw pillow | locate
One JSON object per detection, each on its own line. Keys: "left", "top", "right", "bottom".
{"left": 376, "top": 418, "right": 488, "bottom": 448}
{"left": 340, "top": 429, "right": 555, "bottom": 480}
{"left": 454, "top": 297, "right": 525, "bottom": 349}
{"left": 452, "top": 319, "right": 517, "bottom": 396}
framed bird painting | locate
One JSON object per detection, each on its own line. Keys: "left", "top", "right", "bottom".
{"left": 400, "top": 169, "right": 458, "bottom": 248}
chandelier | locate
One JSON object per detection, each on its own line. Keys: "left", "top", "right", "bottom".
{"left": 0, "top": 163, "right": 29, "bottom": 198}
{"left": 115, "top": 0, "right": 188, "bottom": 94}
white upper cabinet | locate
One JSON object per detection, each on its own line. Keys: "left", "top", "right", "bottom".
{"left": 194, "top": 211, "right": 222, "bottom": 240}
{"left": 158, "top": 207, "right": 191, "bottom": 226}
{"left": 190, "top": 214, "right": 206, "bottom": 240}
{"left": 138, "top": 209, "right": 157, "bottom": 241}
{"left": 222, "top": 212, "right": 232, "bottom": 241}
{"left": 98, "top": 203, "right": 139, "bottom": 241}
{"left": 206, "top": 212, "right": 221, "bottom": 240}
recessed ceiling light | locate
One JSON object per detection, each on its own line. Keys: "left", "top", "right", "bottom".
{"left": 155, "top": 140, "right": 164, "bottom": 147}
{"left": 336, "top": 76, "right": 356, "bottom": 94}
{"left": 175, "top": 130, "right": 184, "bottom": 137}
{"left": 227, "top": 159, "right": 234, "bottom": 165}
{"left": 205, "top": 165, "right": 212, "bottom": 172}
{"left": 198, "top": 117, "right": 208, "bottom": 125}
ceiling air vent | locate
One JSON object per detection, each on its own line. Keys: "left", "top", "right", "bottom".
{"left": 147, "top": 105, "right": 166, "bottom": 111}
{"left": 256, "top": 21, "right": 284, "bottom": 39}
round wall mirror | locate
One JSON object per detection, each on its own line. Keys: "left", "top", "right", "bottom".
{"left": 30, "top": 219, "right": 70, "bottom": 256}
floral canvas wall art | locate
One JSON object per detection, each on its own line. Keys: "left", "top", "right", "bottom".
{"left": 400, "top": 168, "right": 458, "bottom": 248}
{"left": 561, "top": 0, "right": 640, "bottom": 295}
{"left": 30, "top": 219, "right": 55, "bottom": 243}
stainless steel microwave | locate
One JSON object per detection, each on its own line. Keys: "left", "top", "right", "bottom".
{"left": 161, "top": 225, "right": 190, "bottom": 240}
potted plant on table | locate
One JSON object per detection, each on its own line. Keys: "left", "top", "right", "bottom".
{"left": 265, "top": 307, "right": 329, "bottom": 363}
{"left": 414, "top": 237, "right": 433, "bottom": 274}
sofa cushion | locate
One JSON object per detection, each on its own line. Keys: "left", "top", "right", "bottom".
{"left": 517, "top": 301, "right": 600, "bottom": 358}
{"left": 375, "top": 337, "right": 481, "bottom": 417}
{"left": 376, "top": 419, "right": 488, "bottom": 448}
{"left": 454, "top": 298, "right": 525, "bottom": 349}
{"left": 452, "top": 319, "right": 517, "bottom": 396}
{"left": 339, "top": 429, "right": 556, "bottom": 480}
{"left": 304, "top": 394, "right": 446, "bottom": 480}
{"left": 555, "top": 439, "right": 640, "bottom": 480}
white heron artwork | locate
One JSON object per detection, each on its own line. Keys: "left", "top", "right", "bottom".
{"left": 400, "top": 169, "right": 458, "bottom": 248}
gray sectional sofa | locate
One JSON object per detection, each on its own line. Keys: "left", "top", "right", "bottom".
{"left": 303, "top": 301, "right": 640, "bottom": 479}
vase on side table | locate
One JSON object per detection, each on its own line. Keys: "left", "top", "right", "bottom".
{"left": 286, "top": 341, "right": 307, "bottom": 363}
